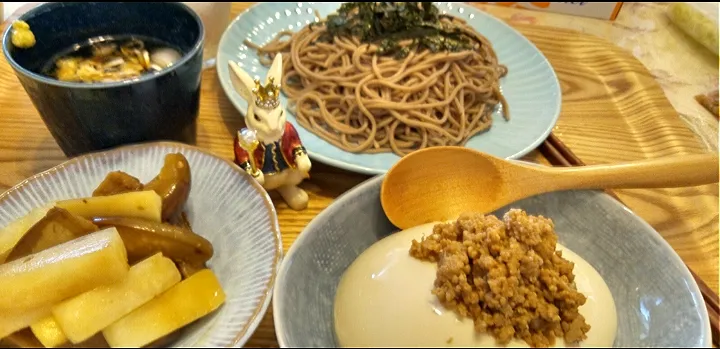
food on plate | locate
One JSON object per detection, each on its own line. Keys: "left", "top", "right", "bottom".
{"left": 246, "top": 2, "right": 509, "bottom": 156}
{"left": 5, "top": 207, "right": 98, "bottom": 262}
{"left": 0, "top": 329, "right": 51, "bottom": 349}
{"left": 8, "top": 324, "right": 113, "bottom": 349}
{"left": 42, "top": 36, "right": 182, "bottom": 83}
{"left": 171, "top": 212, "right": 195, "bottom": 233}
{"left": 334, "top": 209, "right": 617, "bottom": 348}
{"left": 0, "top": 203, "right": 55, "bottom": 263}
{"left": 56, "top": 190, "right": 163, "bottom": 222}
{"left": 52, "top": 253, "right": 182, "bottom": 344}
{"left": 141, "top": 153, "right": 192, "bottom": 221}
{"left": 174, "top": 260, "right": 205, "bottom": 279}
{"left": 0, "top": 228, "right": 129, "bottom": 313}
{"left": 92, "top": 217, "right": 213, "bottom": 267}
{"left": 92, "top": 171, "right": 144, "bottom": 197}
{"left": 0, "top": 307, "right": 52, "bottom": 340}
{"left": 102, "top": 269, "right": 226, "bottom": 348}
{"left": 92, "top": 154, "right": 191, "bottom": 221}
{"left": 29, "top": 317, "right": 67, "bottom": 348}
{"left": 0, "top": 153, "right": 224, "bottom": 348}
{"left": 10, "top": 21, "right": 36, "bottom": 49}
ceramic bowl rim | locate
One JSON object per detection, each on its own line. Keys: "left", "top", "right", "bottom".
{"left": 1, "top": 2, "right": 205, "bottom": 90}
{"left": 0, "top": 141, "right": 283, "bottom": 347}
{"left": 272, "top": 171, "right": 711, "bottom": 347}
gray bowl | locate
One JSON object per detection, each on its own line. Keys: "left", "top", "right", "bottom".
{"left": 273, "top": 175, "right": 711, "bottom": 347}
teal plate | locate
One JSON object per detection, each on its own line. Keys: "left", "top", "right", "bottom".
{"left": 217, "top": 2, "right": 561, "bottom": 175}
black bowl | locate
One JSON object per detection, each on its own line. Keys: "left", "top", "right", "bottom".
{"left": 2, "top": 2, "right": 204, "bottom": 157}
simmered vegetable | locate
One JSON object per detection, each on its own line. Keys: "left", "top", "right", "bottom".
{"left": 91, "top": 217, "right": 212, "bottom": 267}
{"left": 169, "top": 212, "right": 193, "bottom": 231}
{"left": 0, "top": 151, "right": 219, "bottom": 349}
{"left": 92, "top": 171, "right": 144, "bottom": 197}
{"left": 1, "top": 329, "right": 45, "bottom": 348}
{"left": 0, "top": 203, "right": 55, "bottom": 263}
{"left": 0, "top": 228, "right": 129, "bottom": 313}
{"left": 6, "top": 208, "right": 98, "bottom": 262}
{"left": 30, "top": 317, "right": 67, "bottom": 348}
{"left": 176, "top": 260, "right": 205, "bottom": 279}
{"left": 102, "top": 269, "right": 225, "bottom": 348}
{"left": 144, "top": 153, "right": 192, "bottom": 222}
{"left": 56, "top": 191, "right": 163, "bottom": 223}
{"left": 0, "top": 307, "right": 51, "bottom": 340}
{"left": 2, "top": 325, "right": 112, "bottom": 348}
{"left": 144, "top": 330, "right": 183, "bottom": 348}
{"left": 52, "top": 253, "right": 181, "bottom": 344}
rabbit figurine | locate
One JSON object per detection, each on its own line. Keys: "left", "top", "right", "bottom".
{"left": 228, "top": 54, "right": 312, "bottom": 211}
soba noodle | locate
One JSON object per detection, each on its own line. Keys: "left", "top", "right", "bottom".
{"left": 246, "top": 13, "right": 509, "bottom": 156}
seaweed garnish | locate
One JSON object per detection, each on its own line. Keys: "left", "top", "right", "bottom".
{"left": 313, "top": 2, "right": 479, "bottom": 58}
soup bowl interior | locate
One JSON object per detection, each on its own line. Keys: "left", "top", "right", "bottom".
{"left": 3, "top": 2, "right": 202, "bottom": 81}
{"left": 1, "top": 2, "right": 205, "bottom": 158}
{"left": 273, "top": 175, "right": 710, "bottom": 347}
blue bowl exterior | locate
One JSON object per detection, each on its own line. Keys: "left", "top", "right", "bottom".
{"left": 273, "top": 175, "right": 711, "bottom": 347}
{"left": 2, "top": 2, "right": 205, "bottom": 157}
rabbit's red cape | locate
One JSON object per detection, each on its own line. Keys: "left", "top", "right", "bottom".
{"left": 233, "top": 122, "right": 306, "bottom": 174}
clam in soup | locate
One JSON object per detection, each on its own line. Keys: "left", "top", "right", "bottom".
{"left": 42, "top": 35, "right": 183, "bottom": 83}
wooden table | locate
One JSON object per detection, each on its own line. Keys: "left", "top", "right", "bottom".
{"left": 1, "top": 3, "right": 717, "bottom": 347}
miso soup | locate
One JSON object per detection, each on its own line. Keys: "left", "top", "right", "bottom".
{"left": 41, "top": 35, "right": 183, "bottom": 83}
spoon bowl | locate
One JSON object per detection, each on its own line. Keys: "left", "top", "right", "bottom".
{"left": 381, "top": 146, "right": 719, "bottom": 230}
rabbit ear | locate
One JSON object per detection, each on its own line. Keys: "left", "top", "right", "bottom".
{"left": 266, "top": 53, "right": 283, "bottom": 85}
{"left": 228, "top": 61, "right": 256, "bottom": 103}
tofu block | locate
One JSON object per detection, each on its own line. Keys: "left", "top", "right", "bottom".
{"left": 53, "top": 253, "right": 181, "bottom": 344}
{"left": 0, "top": 307, "right": 51, "bottom": 339}
{"left": 0, "top": 227, "right": 129, "bottom": 312}
{"left": 30, "top": 316, "right": 67, "bottom": 348}
{"left": 0, "top": 203, "right": 55, "bottom": 263}
{"left": 102, "top": 269, "right": 226, "bottom": 348}
{"left": 56, "top": 190, "right": 162, "bottom": 223}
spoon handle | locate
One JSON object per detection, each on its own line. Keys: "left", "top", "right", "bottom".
{"left": 544, "top": 154, "right": 719, "bottom": 190}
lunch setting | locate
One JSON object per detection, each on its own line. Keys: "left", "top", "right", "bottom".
{"left": 0, "top": 2, "right": 718, "bottom": 348}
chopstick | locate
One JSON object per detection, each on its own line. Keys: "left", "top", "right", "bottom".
{"left": 539, "top": 133, "right": 720, "bottom": 346}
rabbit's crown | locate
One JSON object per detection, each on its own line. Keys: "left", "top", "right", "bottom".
{"left": 252, "top": 77, "right": 281, "bottom": 110}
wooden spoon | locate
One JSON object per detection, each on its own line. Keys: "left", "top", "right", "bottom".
{"left": 380, "top": 146, "right": 719, "bottom": 230}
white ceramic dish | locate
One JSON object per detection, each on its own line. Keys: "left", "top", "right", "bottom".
{"left": 0, "top": 142, "right": 282, "bottom": 347}
{"left": 217, "top": 2, "right": 561, "bottom": 175}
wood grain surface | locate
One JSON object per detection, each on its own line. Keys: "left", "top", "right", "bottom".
{"left": 0, "top": 3, "right": 717, "bottom": 348}
{"left": 519, "top": 24, "right": 719, "bottom": 292}
{"left": 543, "top": 134, "right": 719, "bottom": 347}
